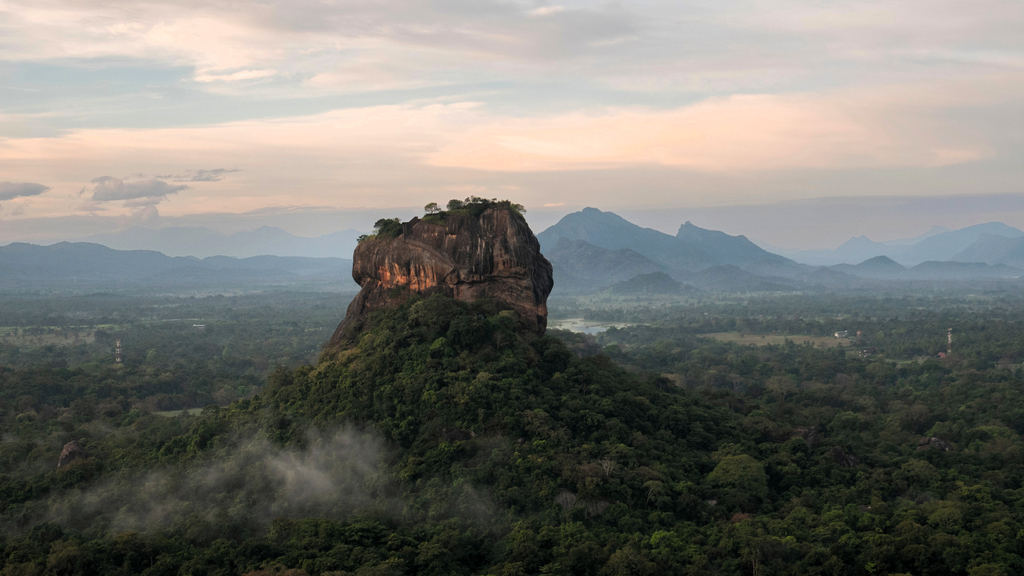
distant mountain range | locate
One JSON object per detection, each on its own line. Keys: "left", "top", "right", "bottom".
{"left": 788, "top": 222, "right": 1024, "bottom": 266}
{"left": 81, "top": 226, "right": 363, "bottom": 259}
{"left": 538, "top": 208, "right": 798, "bottom": 285}
{"left": 538, "top": 208, "right": 1024, "bottom": 294}
{"left": 0, "top": 242, "right": 359, "bottom": 292}
{"left": 3, "top": 211, "right": 1022, "bottom": 296}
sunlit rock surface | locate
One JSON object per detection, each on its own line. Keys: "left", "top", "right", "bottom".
{"left": 330, "top": 208, "right": 553, "bottom": 345}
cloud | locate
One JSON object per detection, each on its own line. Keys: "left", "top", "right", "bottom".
{"left": 425, "top": 89, "right": 995, "bottom": 172}
{"left": 0, "top": 0, "right": 635, "bottom": 88}
{"left": 156, "top": 168, "right": 240, "bottom": 182}
{"left": 88, "top": 176, "right": 188, "bottom": 201}
{"left": 194, "top": 69, "right": 276, "bottom": 83}
{"left": 0, "top": 70, "right": 1020, "bottom": 224}
{"left": 0, "top": 182, "right": 50, "bottom": 201}
{"left": 118, "top": 205, "right": 160, "bottom": 226}
{"left": 74, "top": 200, "right": 107, "bottom": 213}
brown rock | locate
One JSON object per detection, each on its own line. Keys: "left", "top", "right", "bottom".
{"left": 916, "top": 437, "right": 953, "bottom": 452}
{"left": 330, "top": 208, "right": 553, "bottom": 345}
{"left": 57, "top": 441, "right": 87, "bottom": 468}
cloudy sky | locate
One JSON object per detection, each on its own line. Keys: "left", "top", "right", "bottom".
{"left": 1, "top": 0, "right": 1022, "bottom": 247}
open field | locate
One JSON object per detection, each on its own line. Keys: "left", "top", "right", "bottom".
{"left": 154, "top": 407, "right": 206, "bottom": 418}
{"left": 700, "top": 332, "right": 849, "bottom": 347}
{"left": 0, "top": 328, "right": 97, "bottom": 347}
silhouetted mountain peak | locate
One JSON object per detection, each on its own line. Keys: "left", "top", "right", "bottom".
{"left": 538, "top": 208, "right": 790, "bottom": 276}
{"left": 858, "top": 255, "right": 904, "bottom": 268}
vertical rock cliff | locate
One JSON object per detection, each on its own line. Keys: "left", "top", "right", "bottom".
{"left": 329, "top": 207, "right": 553, "bottom": 345}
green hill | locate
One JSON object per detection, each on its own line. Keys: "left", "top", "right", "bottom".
{"left": 5, "top": 293, "right": 1024, "bottom": 575}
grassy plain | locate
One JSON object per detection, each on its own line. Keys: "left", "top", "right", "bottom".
{"left": 0, "top": 327, "right": 97, "bottom": 346}
{"left": 700, "top": 332, "right": 849, "bottom": 347}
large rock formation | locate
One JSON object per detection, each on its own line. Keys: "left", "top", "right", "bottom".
{"left": 330, "top": 207, "right": 553, "bottom": 345}
{"left": 58, "top": 440, "right": 87, "bottom": 468}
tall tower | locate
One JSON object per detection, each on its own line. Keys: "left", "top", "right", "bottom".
{"left": 115, "top": 339, "right": 122, "bottom": 363}
{"left": 947, "top": 328, "right": 952, "bottom": 357}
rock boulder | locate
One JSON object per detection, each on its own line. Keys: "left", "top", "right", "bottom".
{"left": 58, "top": 441, "right": 87, "bottom": 468}
{"left": 330, "top": 207, "right": 553, "bottom": 345}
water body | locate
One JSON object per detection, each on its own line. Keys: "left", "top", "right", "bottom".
{"left": 549, "top": 318, "right": 635, "bottom": 335}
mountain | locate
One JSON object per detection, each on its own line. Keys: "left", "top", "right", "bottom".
{"left": 894, "top": 222, "right": 1024, "bottom": 265}
{"left": 690, "top": 265, "right": 796, "bottom": 292}
{"left": 537, "top": 208, "right": 792, "bottom": 278}
{"left": 545, "top": 238, "right": 665, "bottom": 292}
{"left": 951, "top": 234, "right": 1024, "bottom": 268}
{"left": 331, "top": 206, "right": 552, "bottom": 343}
{"left": 831, "top": 255, "right": 1021, "bottom": 280}
{"left": 82, "top": 226, "right": 364, "bottom": 259}
{"left": 907, "top": 261, "right": 1022, "bottom": 280}
{"left": 0, "top": 242, "right": 358, "bottom": 291}
{"left": 607, "top": 271, "right": 691, "bottom": 295}
{"left": 831, "top": 256, "right": 908, "bottom": 280}
{"left": 789, "top": 222, "right": 1023, "bottom": 266}
{"left": 884, "top": 225, "right": 952, "bottom": 246}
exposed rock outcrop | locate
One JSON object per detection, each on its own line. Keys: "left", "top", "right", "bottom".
{"left": 831, "top": 446, "right": 860, "bottom": 468}
{"left": 330, "top": 208, "right": 553, "bottom": 345}
{"left": 791, "top": 426, "right": 820, "bottom": 447}
{"left": 917, "top": 437, "right": 954, "bottom": 452}
{"left": 58, "top": 441, "right": 87, "bottom": 468}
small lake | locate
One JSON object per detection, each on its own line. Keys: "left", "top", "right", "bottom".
{"left": 549, "top": 318, "right": 634, "bottom": 335}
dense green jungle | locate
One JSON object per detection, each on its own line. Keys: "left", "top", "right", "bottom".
{"left": 4, "top": 288, "right": 1024, "bottom": 576}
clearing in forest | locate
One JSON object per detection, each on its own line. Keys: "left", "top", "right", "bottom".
{"left": 701, "top": 332, "right": 849, "bottom": 347}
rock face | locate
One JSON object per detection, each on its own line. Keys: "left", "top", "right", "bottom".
{"left": 330, "top": 208, "right": 553, "bottom": 345}
{"left": 58, "top": 441, "right": 87, "bottom": 468}
{"left": 917, "top": 437, "right": 954, "bottom": 452}
{"left": 831, "top": 446, "right": 860, "bottom": 468}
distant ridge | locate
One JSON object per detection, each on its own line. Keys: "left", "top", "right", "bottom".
{"left": 537, "top": 207, "right": 792, "bottom": 276}
{"left": 791, "top": 222, "right": 1024, "bottom": 266}
{"left": 545, "top": 238, "right": 664, "bottom": 292}
{"left": 81, "top": 225, "right": 364, "bottom": 259}
{"left": 831, "top": 256, "right": 907, "bottom": 280}
{"left": 832, "top": 255, "right": 1021, "bottom": 280}
{"left": 951, "top": 234, "right": 1024, "bottom": 269}
{"left": 0, "top": 242, "right": 358, "bottom": 292}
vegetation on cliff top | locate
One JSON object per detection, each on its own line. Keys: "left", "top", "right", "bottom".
{"left": 357, "top": 198, "right": 527, "bottom": 244}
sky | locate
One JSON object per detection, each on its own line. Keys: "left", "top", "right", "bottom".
{"left": 1, "top": 0, "right": 1023, "bottom": 249}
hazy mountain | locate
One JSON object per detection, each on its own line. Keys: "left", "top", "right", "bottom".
{"left": 907, "top": 261, "right": 1022, "bottom": 280}
{"left": 884, "top": 225, "right": 952, "bottom": 246}
{"left": 537, "top": 208, "right": 791, "bottom": 274}
{"left": 607, "top": 272, "right": 692, "bottom": 295}
{"left": 831, "top": 256, "right": 908, "bottom": 280}
{"left": 950, "top": 234, "right": 1024, "bottom": 268}
{"left": 0, "top": 242, "right": 358, "bottom": 291}
{"left": 894, "top": 222, "right": 1024, "bottom": 265}
{"left": 790, "top": 222, "right": 1023, "bottom": 266}
{"left": 545, "top": 238, "right": 665, "bottom": 292}
{"left": 82, "top": 226, "right": 363, "bottom": 259}
{"left": 689, "top": 265, "right": 796, "bottom": 293}
{"left": 831, "top": 254, "right": 1020, "bottom": 280}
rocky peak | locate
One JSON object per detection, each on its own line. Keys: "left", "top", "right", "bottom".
{"left": 330, "top": 206, "right": 553, "bottom": 345}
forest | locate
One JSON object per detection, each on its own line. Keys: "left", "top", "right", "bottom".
{"left": 3, "top": 288, "right": 1024, "bottom": 575}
